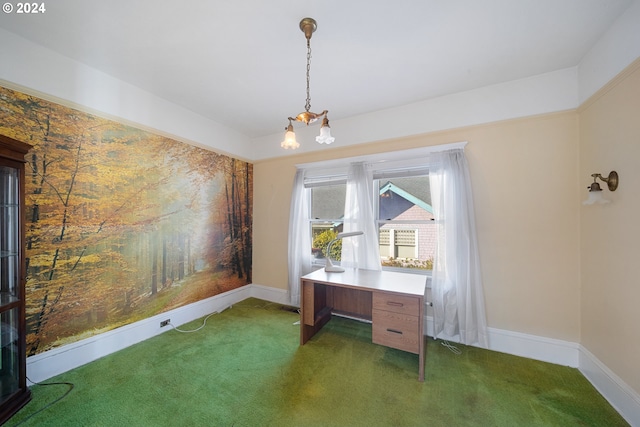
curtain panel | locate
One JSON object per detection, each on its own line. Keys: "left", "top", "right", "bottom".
{"left": 342, "top": 162, "right": 382, "bottom": 271}
{"left": 287, "top": 169, "right": 312, "bottom": 307}
{"left": 430, "top": 149, "right": 488, "bottom": 347}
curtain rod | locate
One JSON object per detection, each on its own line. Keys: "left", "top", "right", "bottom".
{"left": 295, "top": 141, "right": 467, "bottom": 170}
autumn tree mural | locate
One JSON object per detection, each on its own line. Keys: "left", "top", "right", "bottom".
{"left": 0, "top": 87, "right": 253, "bottom": 355}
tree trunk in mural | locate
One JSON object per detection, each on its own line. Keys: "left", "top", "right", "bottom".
{"left": 244, "top": 162, "right": 252, "bottom": 283}
{"left": 22, "top": 105, "right": 58, "bottom": 353}
{"left": 162, "top": 236, "right": 168, "bottom": 287}
{"left": 231, "top": 159, "right": 244, "bottom": 279}
{"left": 25, "top": 109, "right": 51, "bottom": 262}
{"left": 235, "top": 160, "right": 247, "bottom": 280}
{"left": 177, "top": 233, "right": 185, "bottom": 281}
{"left": 151, "top": 232, "right": 159, "bottom": 295}
{"left": 224, "top": 179, "right": 240, "bottom": 278}
{"left": 29, "top": 133, "right": 85, "bottom": 353}
{"left": 220, "top": 158, "right": 253, "bottom": 281}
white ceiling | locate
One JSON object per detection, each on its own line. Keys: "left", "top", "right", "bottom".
{"left": 0, "top": 0, "right": 634, "bottom": 139}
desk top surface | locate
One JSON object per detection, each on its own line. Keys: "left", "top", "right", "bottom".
{"left": 301, "top": 268, "right": 426, "bottom": 297}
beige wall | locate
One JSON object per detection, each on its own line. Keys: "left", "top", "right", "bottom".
{"left": 579, "top": 58, "right": 640, "bottom": 393}
{"left": 253, "top": 111, "right": 581, "bottom": 342}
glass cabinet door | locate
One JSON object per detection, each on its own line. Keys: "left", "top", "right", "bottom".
{"left": 0, "top": 165, "right": 21, "bottom": 405}
{"left": 0, "top": 308, "right": 19, "bottom": 401}
{"left": 0, "top": 135, "right": 31, "bottom": 423}
{"left": 1, "top": 166, "right": 20, "bottom": 303}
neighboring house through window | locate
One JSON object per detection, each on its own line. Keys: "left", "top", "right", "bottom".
{"left": 377, "top": 176, "right": 434, "bottom": 272}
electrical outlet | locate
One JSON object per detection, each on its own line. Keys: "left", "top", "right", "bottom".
{"left": 160, "top": 319, "right": 170, "bottom": 327}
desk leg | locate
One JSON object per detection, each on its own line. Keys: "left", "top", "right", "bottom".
{"left": 300, "top": 280, "right": 332, "bottom": 345}
{"left": 300, "top": 280, "right": 311, "bottom": 345}
{"left": 418, "top": 302, "right": 425, "bottom": 382}
{"left": 418, "top": 335, "right": 425, "bottom": 382}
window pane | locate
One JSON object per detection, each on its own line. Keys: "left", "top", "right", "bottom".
{"left": 378, "top": 176, "right": 434, "bottom": 271}
{"left": 379, "top": 223, "right": 435, "bottom": 270}
{"left": 311, "top": 185, "right": 345, "bottom": 220}
{"left": 311, "top": 184, "right": 346, "bottom": 262}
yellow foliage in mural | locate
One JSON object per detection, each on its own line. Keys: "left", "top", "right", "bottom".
{"left": 0, "top": 86, "right": 253, "bottom": 355}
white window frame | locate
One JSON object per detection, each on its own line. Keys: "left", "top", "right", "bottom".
{"left": 297, "top": 142, "right": 467, "bottom": 275}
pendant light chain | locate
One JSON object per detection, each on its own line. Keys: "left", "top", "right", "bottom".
{"left": 305, "top": 38, "right": 312, "bottom": 113}
{"left": 281, "top": 17, "right": 334, "bottom": 149}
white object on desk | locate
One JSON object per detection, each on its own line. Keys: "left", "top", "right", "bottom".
{"left": 324, "top": 231, "right": 364, "bottom": 272}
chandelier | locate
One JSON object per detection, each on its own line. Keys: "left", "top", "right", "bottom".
{"left": 281, "top": 17, "right": 334, "bottom": 149}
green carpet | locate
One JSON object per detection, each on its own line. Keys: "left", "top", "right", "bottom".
{"left": 7, "top": 298, "right": 628, "bottom": 426}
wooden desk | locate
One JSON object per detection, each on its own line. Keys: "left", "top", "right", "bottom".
{"left": 300, "top": 268, "right": 427, "bottom": 381}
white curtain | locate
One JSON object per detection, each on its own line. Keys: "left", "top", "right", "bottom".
{"left": 341, "top": 162, "right": 381, "bottom": 271}
{"left": 430, "top": 149, "right": 488, "bottom": 347}
{"left": 287, "top": 169, "right": 313, "bottom": 307}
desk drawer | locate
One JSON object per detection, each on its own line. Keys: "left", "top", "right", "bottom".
{"left": 372, "top": 293, "right": 420, "bottom": 316}
{"left": 372, "top": 309, "right": 420, "bottom": 354}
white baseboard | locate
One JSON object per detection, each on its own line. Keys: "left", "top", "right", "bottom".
{"left": 26, "top": 284, "right": 640, "bottom": 426}
{"left": 27, "top": 284, "right": 253, "bottom": 383}
{"left": 579, "top": 346, "right": 640, "bottom": 427}
{"left": 249, "top": 283, "right": 290, "bottom": 305}
{"left": 484, "top": 326, "right": 580, "bottom": 367}
{"left": 423, "top": 316, "right": 580, "bottom": 367}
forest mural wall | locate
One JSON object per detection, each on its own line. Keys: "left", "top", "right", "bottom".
{"left": 0, "top": 86, "right": 252, "bottom": 356}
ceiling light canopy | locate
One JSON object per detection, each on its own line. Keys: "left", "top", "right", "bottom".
{"left": 281, "top": 18, "right": 334, "bottom": 150}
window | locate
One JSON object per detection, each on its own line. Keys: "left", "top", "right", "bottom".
{"left": 291, "top": 143, "right": 487, "bottom": 346}
{"left": 376, "top": 175, "right": 434, "bottom": 272}
{"left": 306, "top": 171, "right": 434, "bottom": 274}
{"left": 310, "top": 184, "right": 345, "bottom": 260}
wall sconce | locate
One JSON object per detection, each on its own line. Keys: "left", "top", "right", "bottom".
{"left": 325, "top": 231, "right": 364, "bottom": 272}
{"left": 583, "top": 171, "right": 619, "bottom": 205}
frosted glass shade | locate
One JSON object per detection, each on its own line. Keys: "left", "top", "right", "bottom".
{"left": 315, "top": 125, "right": 335, "bottom": 144}
{"left": 281, "top": 129, "right": 299, "bottom": 149}
{"left": 582, "top": 190, "right": 610, "bottom": 205}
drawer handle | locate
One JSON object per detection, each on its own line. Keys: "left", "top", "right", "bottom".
{"left": 387, "top": 301, "right": 404, "bottom": 307}
{"left": 387, "top": 328, "right": 403, "bottom": 335}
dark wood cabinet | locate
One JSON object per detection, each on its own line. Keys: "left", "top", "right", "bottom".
{"left": 0, "top": 134, "right": 32, "bottom": 423}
